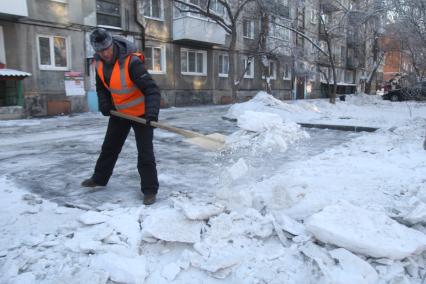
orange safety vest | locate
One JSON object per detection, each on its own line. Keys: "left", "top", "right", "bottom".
{"left": 96, "top": 53, "right": 145, "bottom": 116}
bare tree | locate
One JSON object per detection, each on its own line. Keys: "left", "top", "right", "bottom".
{"left": 388, "top": 0, "right": 426, "bottom": 81}
{"left": 170, "top": 0, "right": 255, "bottom": 101}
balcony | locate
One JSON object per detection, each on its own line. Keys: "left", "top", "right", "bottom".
{"left": 173, "top": 16, "right": 226, "bottom": 46}
{"left": 0, "top": 0, "right": 28, "bottom": 18}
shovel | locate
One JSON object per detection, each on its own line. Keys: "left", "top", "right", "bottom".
{"left": 110, "top": 110, "right": 226, "bottom": 151}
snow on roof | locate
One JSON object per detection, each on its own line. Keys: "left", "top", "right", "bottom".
{"left": 0, "top": 69, "right": 32, "bottom": 77}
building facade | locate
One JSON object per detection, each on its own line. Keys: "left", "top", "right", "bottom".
{"left": 0, "top": 0, "right": 374, "bottom": 119}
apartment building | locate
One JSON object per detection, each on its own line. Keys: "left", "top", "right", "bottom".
{"left": 0, "top": 0, "right": 373, "bottom": 119}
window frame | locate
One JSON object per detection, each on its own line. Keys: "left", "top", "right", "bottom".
{"left": 144, "top": 45, "right": 166, "bottom": 74}
{"left": 310, "top": 9, "right": 317, "bottom": 24}
{"left": 218, "top": 53, "right": 229, "bottom": 78}
{"left": 181, "top": 48, "right": 207, "bottom": 76}
{"left": 96, "top": 0, "right": 122, "bottom": 28}
{"left": 242, "top": 56, "right": 254, "bottom": 79}
{"left": 243, "top": 19, "right": 254, "bottom": 39}
{"left": 144, "top": 0, "right": 164, "bottom": 21}
{"left": 283, "top": 63, "right": 291, "bottom": 80}
{"left": 262, "top": 60, "right": 276, "bottom": 80}
{"left": 36, "top": 34, "right": 70, "bottom": 71}
{"left": 0, "top": 26, "right": 5, "bottom": 66}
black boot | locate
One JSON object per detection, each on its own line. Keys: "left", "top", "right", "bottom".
{"left": 81, "top": 178, "right": 100, "bottom": 187}
{"left": 143, "top": 194, "right": 156, "bottom": 205}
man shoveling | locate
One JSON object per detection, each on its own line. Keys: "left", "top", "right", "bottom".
{"left": 81, "top": 28, "right": 160, "bottom": 205}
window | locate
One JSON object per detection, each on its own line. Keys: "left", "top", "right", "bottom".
{"left": 181, "top": 49, "right": 207, "bottom": 75}
{"left": 210, "top": 0, "right": 225, "bottom": 15}
{"left": 37, "top": 35, "right": 69, "bottom": 70}
{"left": 144, "top": 0, "right": 163, "bottom": 20}
{"left": 340, "top": 46, "right": 346, "bottom": 63}
{"left": 0, "top": 81, "right": 20, "bottom": 106}
{"left": 310, "top": 9, "right": 316, "bottom": 24}
{"left": 345, "top": 70, "right": 353, "bottom": 83}
{"left": 283, "top": 63, "right": 291, "bottom": 80}
{"left": 242, "top": 56, "right": 254, "bottom": 78}
{"left": 144, "top": 46, "right": 166, "bottom": 74}
{"left": 0, "top": 26, "right": 5, "bottom": 66}
{"left": 269, "top": 17, "right": 290, "bottom": 41}
{"left": 97, "top": 0, "right": 121, "bottom": 28}
{"left": 243, "top": 19, "right": 254, "bottom": 39}
{"left": 263, "top": 61, "right": 276, "bottom": 80}
{"left": 218, "top": 54, "right": 229, "bottom": 77}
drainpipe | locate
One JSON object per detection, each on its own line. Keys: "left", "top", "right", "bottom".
{"left": 135, "top": 0, "right": 146, "bottom": 51}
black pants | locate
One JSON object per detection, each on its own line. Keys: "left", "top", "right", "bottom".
{"left": 92, "top": 116, "right": 159, "bottom": 195}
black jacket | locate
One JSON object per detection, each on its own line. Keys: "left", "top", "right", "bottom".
{"left": 95, "top": 37, "right": 161, "bottom": 119}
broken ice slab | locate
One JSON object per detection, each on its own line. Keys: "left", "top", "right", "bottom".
{"left": 305, "top": 201, "right": 426, "bottom": 260}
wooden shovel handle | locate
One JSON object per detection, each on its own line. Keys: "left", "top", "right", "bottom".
{"left": 110, "top": 110, "right": 203, "bottom": 139}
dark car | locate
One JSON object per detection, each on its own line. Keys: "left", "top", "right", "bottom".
{"left": 382, "top": 81, "right": 426, "bottom": 102}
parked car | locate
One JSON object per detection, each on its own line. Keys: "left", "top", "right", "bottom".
{"left": 382, "top": 81, "right": 426, "bottom": 101}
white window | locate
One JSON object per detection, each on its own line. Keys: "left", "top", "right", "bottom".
{"left": 218, "top": 54, "right": 229, "bottom": 77}
{"left": 144, "top": 46, "right": 166, "bottom": 74}
{"left": 310, "top": 9, "right": 317, "bottom": 24}
{"left": 243, "top": 19, "right": 254, "bottom": 39}
{"left": 263, "top": 61, "right": 276, "bottom": 80}
{"left": 50, "top": 0, "right": 68, "bottom": 3}
{"left": 96, "top": 0, "right": 121, "bottom": 28}
{"left": 181, "top": 48, "right": 207, "bottom": 75}
{"left": 210, "top": 0, "right": 225, "bottom": 16}
{"left": 37, "top": 35, "right": 70, "bottom": 71}
{"left": 345, "top": 70, "right": 353, "bottom": 83}
{"left": 242, "top": 56, "right": 254, "bottom": 79}
{"left": 144, "top": 0, "right": 163, "bottom": 20}
{"left": 283, "top": 63, "right": 291, "bottom": 80}
{"left": 0, "top": 26, "right": 5, "bottom": 66}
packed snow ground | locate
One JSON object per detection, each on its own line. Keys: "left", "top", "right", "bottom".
{"left": 1, "top": 92, "right": 426, "bottom": 283}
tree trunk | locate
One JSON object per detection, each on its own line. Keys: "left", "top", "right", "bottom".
{"left": 229, "top": 25, "right": 238, "bottom": 102}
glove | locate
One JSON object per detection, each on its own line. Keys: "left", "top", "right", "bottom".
{"left": 100, "top": 104, "right": 112, "bottom": 116}
{"left": 144, "top": 114, "right": 158, "bottom": 127}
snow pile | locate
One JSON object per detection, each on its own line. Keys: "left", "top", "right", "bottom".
{"left": 345, "top": 93, "right": 387, "bottom": 106}
{"left": 226, "top": 111, "right": 309, "bottom": 153}
{"left": 226, "top": 92, "right": 320, "bottom": 120}
{"left": 305, "top": 201, "right": 426, "bottom": 259}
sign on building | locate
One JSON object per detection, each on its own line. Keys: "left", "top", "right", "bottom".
{"left": 65, "top": 71, "right": 85, "bottom": 96}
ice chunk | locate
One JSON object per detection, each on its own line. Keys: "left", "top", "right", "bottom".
{"left": 226, "top": 111, "right": 309, "bottom": 153}
{"left": 329, "top": 248, "right": 378, "bottom": 284}
{"left": 189, "top": 250, "right": 239, "bottom": 274}
{"left": 175, "top": 200, "right": 225, "bottom": 220}
{"left": 161, "top": 262, "right": 181, "bottom": 281}
{"left": 306, "top": 202, "right": 426, "bottom": 259}
{"left": 237, "top": 111, "right": 284, "bottom": 132}
{"left": 141, "top": 208, "right": 203, "bottom": 243}
{"left": 8, "top": 272, "right": 36, "bottom": 284}
{"left": 272, "top": 211, "right": 308, "bottom": 236}
{"left": 78, "top": 211, "right": 109, "bottom": 225}
{"left": 91, "top": 252, "right": 147, "bottom": 284}
{"left": 300, "top": 243, "right": 378, "bottom": 284}
{"left": 226, "top": 158, "right": 249, "bottom": 181}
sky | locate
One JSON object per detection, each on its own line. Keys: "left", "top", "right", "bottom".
{"left": 0, "top": 92, "right": 426, "bottom": 284}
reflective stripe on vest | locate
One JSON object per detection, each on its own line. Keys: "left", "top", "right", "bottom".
{"left": 115, "top": 95, "right": 145, "bottom": 110}
{"left": 96, "top": 53, "right": 146, "bottom": 116}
